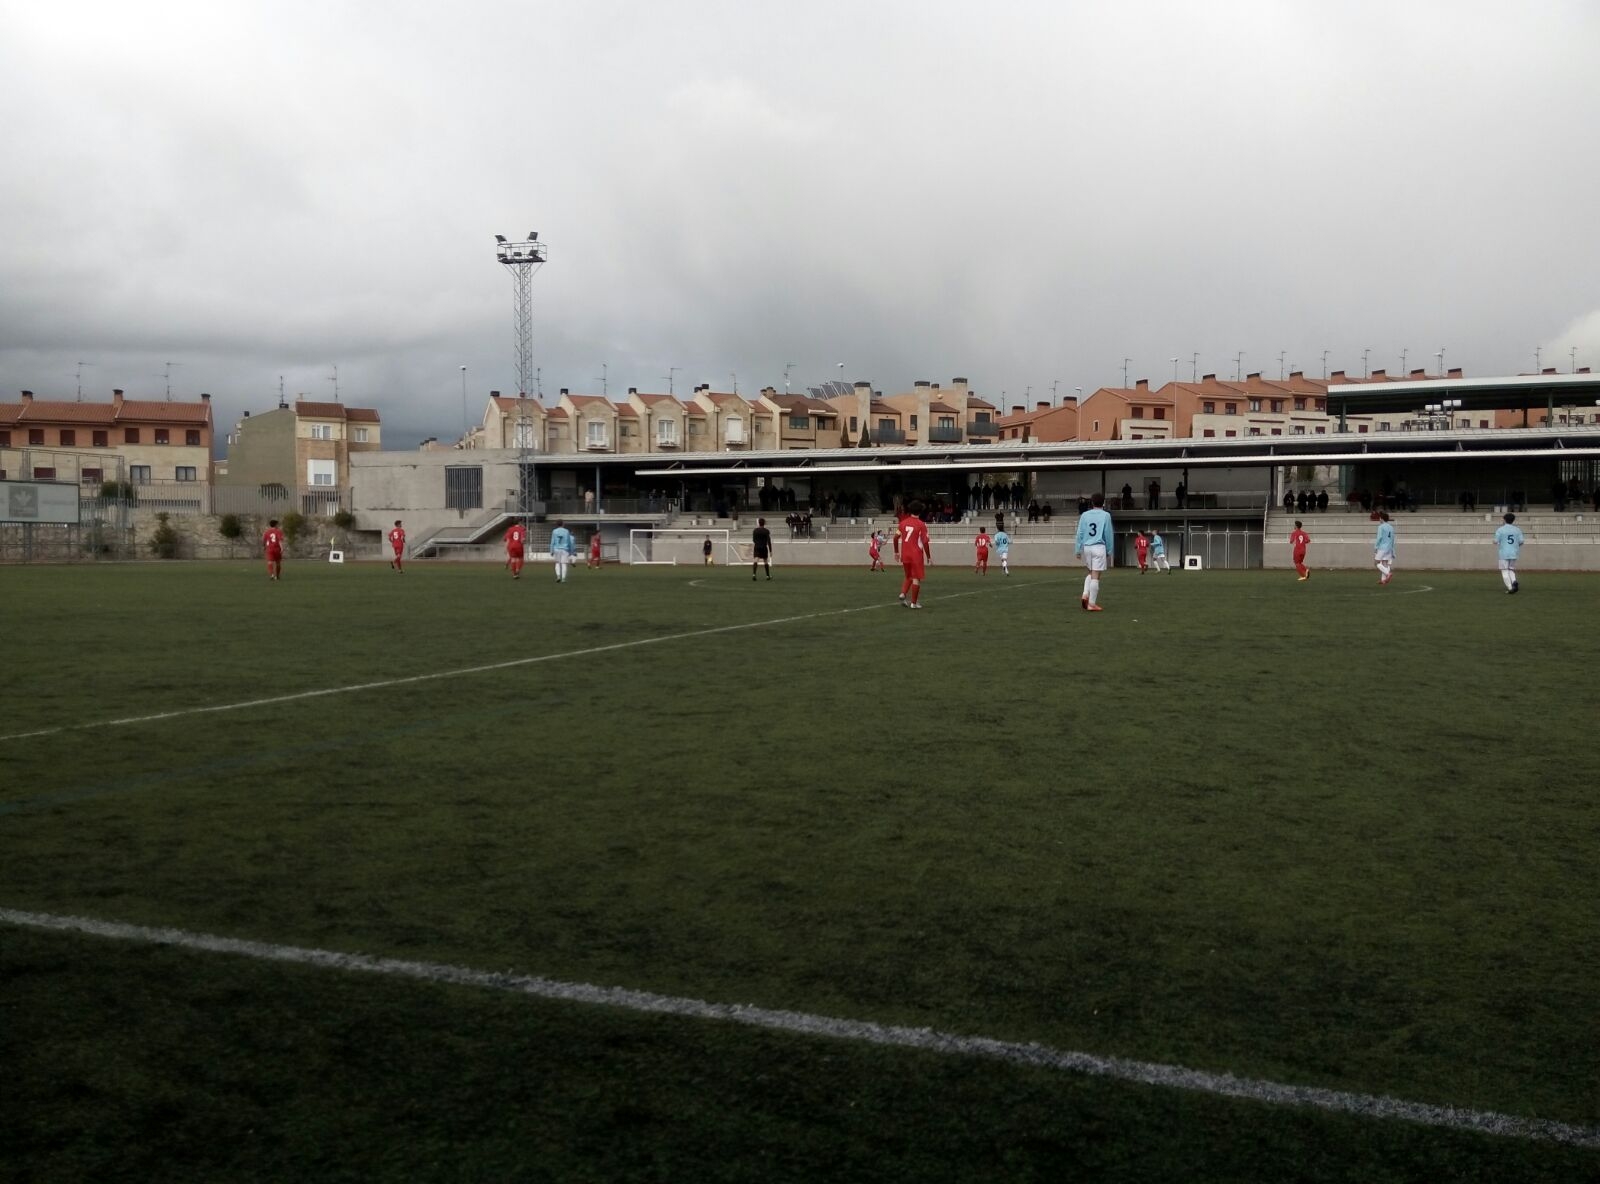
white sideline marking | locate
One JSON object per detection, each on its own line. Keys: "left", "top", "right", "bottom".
{"left": 3, "top": 906, "right": 1595, "bottom": 1149}
{"left": 0, "top": 581, "right": 1047, "bottom": 743}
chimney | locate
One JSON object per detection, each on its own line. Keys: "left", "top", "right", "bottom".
{"left": 560, "top": 387, "right": 570, "bottom": 396}
{"left": 914, "top": 379, "right": 930, "bottom": 387}
{"left": 243, "top": 410, "right": 250, "bottom": 418}
{"left": 1246, "top": 372, "right": 1261, "bottom": 381}
{"left": 1063, "top": 395, "right": 1078, "bottom": 406}
{"left": 201, "top": 392, "right": 210, "bottom": 401}
{"left": 1290, "top": 370, "right": 1303, "bottom": 379}
{"left": 1036, "top": 401, "right": 1050, "bottom": 410}
{"left": 1447, "top": 368, "right": 1463, "bottom": 378}
{"left": 1202, "top": 373, "right": 1217, "bottom": 382}
{"left": 490, "top": 390, "right": 501, "bottom": 397}
{"left": 1011, "top": 404, "right": 1025, "bottom": 415}
{"left": 1330, "top": 370, "right": 1346, "bottom": 380}
{"left": 1410, "top": 369, "right": 1426, "bottom": 378}
{"left": 1135, "top": 378, "right": 1149, "bottom": 390}
{"left": 931, "top": 382, "right": 940, "bottom": 390}
{"left": 1579, "top": 367, "right": 1592, "bottom": 374}
{"left": 113, "top": 388, "right": 124, "bottom": 411}
{"left": 1371, "top": 369, "right": 1387, "bottom": 378}
{"left": 628, "top": 387, "right": 637, "bottom": 395}
{"left": 20, "top": 390, "right": 32, "bottom": 401}
{"left": 1542, "top": 367, "right": 1557, "bottom": 375}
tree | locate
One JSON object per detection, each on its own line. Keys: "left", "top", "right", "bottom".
{"left": 281, "top": 511, "right": 307, "bottom": 548}
{"left": 149, "top": 512, "right": 180, "bottom": 559}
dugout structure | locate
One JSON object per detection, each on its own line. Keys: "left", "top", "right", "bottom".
{"left": 628, "top": 527, "right": 744, "bottom": 566}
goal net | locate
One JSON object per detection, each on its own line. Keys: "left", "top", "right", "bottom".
{"left": 627, "top": 527, "right": 743, "bottom": 566}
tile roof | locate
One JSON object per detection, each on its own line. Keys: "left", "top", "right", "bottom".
{"left": 928, "top": 400, "right": 961, "bottom": 414}
{"left": 16, "top": 401, "right": 117, "bottom": 423}
{"left": 2, "top": 398, "right": 211, "bottom": 425}
{"left": 632, "top": 392, "right": 680, "bottom": 405}
{"left": 565, "top": 394, "right": 611, "bottom": 408}
{"left": 544, "top": 406, "right": 569, "bottom": 419}
{"left": 615, "top": 405, "right": 639, "bottom": 417}
{"left": 0, "top": 404, "right": 22, "bottom": 425}
{"left": 290, "top": 401, "right": 379, "bottom": 422}
{"left": 343, "top": 407, "right": 381, "bottom": 423}
{"left": 966, "top": 397, "right": 997, "bottom": 409}
{"left": 119, "top": 400, "right": 212, "bottom": 423}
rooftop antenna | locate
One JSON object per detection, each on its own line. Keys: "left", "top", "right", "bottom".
{"left": 535, "top": 367, "right": 543, "bottom": 399}
{"left": 278, "top": 376, "right": 287, "bottom": 410}
{"left": 162, "top": 361, "right": 181, "bottom": 400}
{"left": 1572, "top": 346, "right": 1579, "bottom": 373}
{"left": 1535, "top": 345, "right": 1542, "bottom": 372}
{"left": 329, "top": 364, "right": 340, "bottom": 401}
{"left": 730, "top": 372, "right": 738, "bottom": 395}
{"left": 783, "top": 362, "right": 796, "bottom": 394}
{"left": 1190, "top": 352, "right": 1199, "bottom": 382}
{"left": 1321, "top": 349, "right": 1329, "bottom": 379}
{"left": 1362, "top": 348, "right": 1371, "bottom": 378}
{"left": 1400, "top": 347, "right": 1408, "bottom": 375}
{"left": 460, "top": 365, "right": 468, "bottom": 436}
{"left": 1233, "top": 351, "right": 1244, "bottom": 382}
{"left": 1122, "top": 358, "right": 1131, "bottom": 387}
{"left": 664, "top": 367, "right": 679, "bottom": 396}
{"left": 1278, "top": 350, "right": 1286, "bottom": 380}
{"left": 75, "top": 360, "right": 93, "bottom": 401}
{"left": 1436, "top": 348, "right": 1445, "bottom": 376}
{"left": 1051, "top": 379, "right": 1060, "bottom": 406}
{"left": 1170, "top": 357, "right": 1179, "bottom": 383}
{"left": 595, "top": 363, "right": 608, "bottom": 397}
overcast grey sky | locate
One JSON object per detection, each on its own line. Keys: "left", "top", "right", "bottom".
{"left": 3, "top": 0, "right": 1598, "bottom": 446}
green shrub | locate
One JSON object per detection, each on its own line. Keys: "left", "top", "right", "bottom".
{"left": 149, "top": 512, "right": 180, "bottom": 559}
{"left": 332, "top": 510, "right": 355, "bottom": 530}
{"left": 218, "top": 514, "right": 243, "bottom": 541}
{"left": 281, "top": 512, "right": 307, "bottom": 546}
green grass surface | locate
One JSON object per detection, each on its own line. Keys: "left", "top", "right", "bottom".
{"left": 2, "top": 560, "right": 1597, "bottom": 1181}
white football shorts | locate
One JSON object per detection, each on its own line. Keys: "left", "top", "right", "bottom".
{"left": 1082, "top": 543, "right": 1108, "bottom": 573}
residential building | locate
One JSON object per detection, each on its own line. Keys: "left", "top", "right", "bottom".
{"left": 1076, "top": 380, "right": 1176, "bottom": 442}
{"left": 0, "top": 389, "right": 213, "bottom": 486}
{"left": 221, "top": 400, "right": 380, "bottom": 498}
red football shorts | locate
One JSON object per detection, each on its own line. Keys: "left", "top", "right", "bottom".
{"left": 507, "top": 547, "right": 524, "bottom": 560}
{"left": 902, "top": 556, "right": 925, "bottom": 581}
{"left": 266, "top": 548, "right": 282, "bottom": 562}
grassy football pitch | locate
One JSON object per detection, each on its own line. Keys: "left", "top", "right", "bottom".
{"left": 2, "top": 559, "right": 1597, "bottom": 1182}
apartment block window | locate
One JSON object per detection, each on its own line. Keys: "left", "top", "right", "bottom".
{"left": 974, "top": 411, "right": 991, "bottom": 423}
{"left": 1224, "top": 430, "right": 1237, "bottom": 438}
{"left": 877, "top": 418, "right": 895, "bottom": 434}
{"left": 511, "top": 420, "right": 535, "bottom": 449}
{"left": 82, "top": 468, "right": 102, "bottom": 484}
{"left": 939, "top": 416, "right": 955, "bottom": 429}
{"left": 658, "top": 419, "right": 679, "bottom": 445}
{"left": 1249, "top": 399, "right": 1262, "bottom": 412}
{"left": 444, "top": 465, "right": 483, "bottom": 510}
{"left": 1092, "top": 420, "right": 1100, "bottom": 433}
{"left": 849, "top": 417, "right": 858, "bottom": 433}
{"left": 125, "top": 428, "right": 140, "bottom": 444}
{"left": 788, "top": 415, "right": 809, "bottom": 430}
{"left": 586, "top": 419, "right": 608, "bottom": 447}
{"left": 59, "top": 429, "right": 76, "bottom": 446}
{"left": 1379, "top": 421, "right": 1392, "bottom": 432}
{"left": 0, "top": 431, "right": 9, "bottom": 447}
{"left": 1224, "top": 403, "right": 1237, "bottom": 415}
{"left": 1292, "top": 426, "right": 1305, "bottom": 435}
{"left": 93, "top": 430, "right": 108, "bottom": 447}
{"left": 688, "top": 420, "right": 703, "bottom": 434}
{"left": 1479, "top": 419, "right": 1490, "bottom": 429}
{"left": 1154, "top": 407, "right": 1165, "bottom": 420}
{"left": 153, "top": 428, "right": 168, "bottom": 445}
{"left": 1202, "top": 429, "right": 1216, "bottom": 438}
{"left": 33, "top": 467, "right": 55, "bottom": 479}
{"left": 1131, "top": 406, "right": 1144, "bottom": 419}
{"left": 1249, "top": 427, "right": 1262, "bottom": 436}
{"left": 1314, "top": 399, "right": 1325, "bottom": 411}
{"left": 131, "top": 464, "right": 152, "bottom": 484}
{"left": 1294, "top": 398, "right": 1306, "bottom": 410}
{"left": 175, "top": 466, "right": 197, "bottom": 482}
{"left": 310, "top": 424, "right": 333, "bottom": 440}
{"left": 1131, "top": 433, "right": 1144, "bottom": 440}
{"left": 724, "top": 417, "right": 745, "bottom": 444}
{"left": 1315, "top": 426, "right": 1327, "bottom": 434}
{"left": 1202, "top": 401, "right": 1215, "bottom": 414}
{"left": 1271, "top": 428, "right": 1282, "bottom": 436}
{"left": 307, "top": 459, "right": 336, "bottom": 487}
{"left": 909, "top": 415, "right": 918, "bottom": 429}
{"left": 1357, "top": 424, "right": 1369, "bottom": 434}
{"left": 186, "top": 429, "right": 202, "bottom": 446}
{"left": 1270, "top": 400, "right": 1283, "bottom": 413}
{"left": 28, "top": 428, "right": 44, "bottom": 445}
{"left": 353, "top": 427, "right": 369, "bottom": 443}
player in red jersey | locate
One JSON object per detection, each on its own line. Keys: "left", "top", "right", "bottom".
{"left": 868, "top": 530, "right": 885, "bottom": 572}
{"left": 504, "top": 521, "right": 526, "bottom": 579}
{"left": 588, "top": 531, "right": 602, "bottom": 569}
{"left": 261, "top": 519, "right": 285, "bottom": 581}
{"left": 897, "top": 500, "right": 931, "bottom": 609}
{"left": 973, "top": 526, "right": 991, "bottom": 574}
{"left": 1134, "top": 529, "right": 1150, "bottom": 574}
{"left": 1289, "top": 519, "right": 1311, "bottom": 581}
{"left": 388, "top": 520, "right": 406, "bottom": 573}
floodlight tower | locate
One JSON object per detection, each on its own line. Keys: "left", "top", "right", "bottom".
{"left": 495, "top": 232, "right": 549, "bottom": 400}
{"left": 495, "top": 231, "right": 549, "bottom": 525}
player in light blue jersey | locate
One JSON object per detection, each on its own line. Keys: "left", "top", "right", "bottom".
{"left": 1149, "top": 530, "right": 1171, "bottom": 573}
{"left": 548, "top": 521, "right": 576, "bottom": 583}
{"left": 1493, "top": 512, "right": 1524, "bottom": 594}
{"left": 1373, "top": 511, "right": 1396, "bottom": 585}
{"left": 1074, "top": 491, "right": 1114, "bottom": 611}
{"left": 993, "top": 528, "right": 1011, "bottom": 575}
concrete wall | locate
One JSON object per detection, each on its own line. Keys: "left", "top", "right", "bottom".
{"left": 350, "top": 449, "right": 522, "bottom": 538}
{"left": 1263, "top": 510, "right": 1600, "bottom": 571}
{"left": 222, "top": 408, "right": 296, "bottom": 488}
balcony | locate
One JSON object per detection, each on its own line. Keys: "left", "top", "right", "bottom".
{"left": 927, "top": 424, "right": 963, "bottom": 444}
{"left": 965, "top": 420, "right": 1000, "bottom": 438}
{"left": 873, "top": 426, "right": 907, "bottom": 444}
{"left": 584, "top": 435, "right": 612, "bottom": 451}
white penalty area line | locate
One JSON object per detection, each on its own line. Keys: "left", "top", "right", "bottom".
{"left": 0, "top": 580, "right": 1052, "bottom": 743}
{"left": 3, "top": 906, "right": 1594, "bottom": 1150}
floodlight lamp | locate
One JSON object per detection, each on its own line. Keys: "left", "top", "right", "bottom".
{"left": 529, "top": 231, "right": 538, "bottom": 241}
{"left": 495, "top": 235, "right": 507, "bottom": 243}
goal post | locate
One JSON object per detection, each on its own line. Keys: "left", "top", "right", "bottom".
{"left": 627, "top": 527, "right": 743, "bottom": 566}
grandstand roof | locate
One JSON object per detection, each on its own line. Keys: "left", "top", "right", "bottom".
{"left": 1326, "top": 372, "right": 1600, "bottom": 417}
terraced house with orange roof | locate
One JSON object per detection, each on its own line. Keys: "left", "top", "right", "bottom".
{"left": 0, "top": 388, "right": 213, "bottom": 487}
{"left": 220, "top": 399, "right": 379, "bottom": 505}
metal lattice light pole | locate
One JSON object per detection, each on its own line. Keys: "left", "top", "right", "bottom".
{"left": 495, "top": 232, "right": 549, "bottom": 523}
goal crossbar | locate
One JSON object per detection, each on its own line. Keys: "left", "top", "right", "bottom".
{"left": 627, "top": 527, "right": 744, "bottom": 566}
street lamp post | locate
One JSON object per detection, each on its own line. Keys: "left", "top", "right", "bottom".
{"left": 459, "top": 366, "right": 468, "bottom": 440}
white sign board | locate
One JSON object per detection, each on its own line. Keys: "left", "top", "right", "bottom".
{"left": 1, "top": 480, "right": 81, "bottom": 525}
